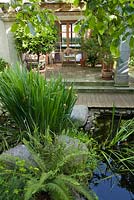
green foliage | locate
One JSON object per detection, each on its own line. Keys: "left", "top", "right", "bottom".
{"left": 0, "top": 158, "right": 31, "bottom": 200}
{"left": 129, "top": 56, "right": 134, "bottom": 67}
{"left": 80, "top": 31, "right": 114, "bottom": 67}
{"left": 96, "top": 118, "right": 134, "bottom": 174}
{"left": 0, "top": 65, "right": 77, "bottom": 134}
{"left": 11, "top": 2, "right": 58, "bottom": 60}
{"left": 64, "top": 128, "right": 99, "bottom": 173}
{"left": 0, "top": 58, "right": 9, "bottom": 72}
{"left": 23, "top": 131, "right": 97, "bottom": 200}
{"left": 81, "top": 33, "right": 101, "bottom": 67}
{"left": 0, "top": 102, "right": 23, "bottom": 153}
{"left": 0, "top": 124, "right": 22, "bottom": 153}
{"left": 73, "top": 0, "right": 134, "bottom": 57}
{"left": 0, "top": 130, "right": 98, "bottom": 200}
{"left": 24, "top": 128, "right": 98, "bottom": 177}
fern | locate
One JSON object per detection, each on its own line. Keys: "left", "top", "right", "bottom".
{"left": 46, "top": 181, "right": 73, "bottom": 200}
{"left": 57, "top": 174, "right": 98, "bottom": 200}
{"left": 0, "top": 130, "right": 98, "bottom": 200}
{"left": 23, "top": 138, "right": 46, "bottom": 171}
{"left": 73, "top": 184, "right": 98, "bottom": 200}
{"left": 25, "top": 172, "right": 52, "bottom": 200}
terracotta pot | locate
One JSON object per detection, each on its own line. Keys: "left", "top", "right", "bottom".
{"left": 80, "top": 59, "right": 85, "bottom": 67}
{"left": 101, "top": 60, "right": 113, "bottom": 80}
{"left": 101, "top": 69, "right": 113, "bottom": 80}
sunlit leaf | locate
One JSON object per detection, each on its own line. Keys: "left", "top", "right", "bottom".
{"left": 129, "top": 36, "right": 134, "bottom": 50}
{"left": 74, "top": 24, "right": 80, "bottom": 33}
{"left": 11, "top": 23, "right": 18, "bottom": 32}
{"left": 73, "top": 0, "right": 80, "bottom": 6}
{"left": 110, "top": 40, "right": 120, "bottom": 58}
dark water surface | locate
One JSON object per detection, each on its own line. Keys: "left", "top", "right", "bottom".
{"left": 90, "top": 116, "right": 134, "bottom": 200}
{"left": 90, "top": 171, "right": 134, "bottom": 200}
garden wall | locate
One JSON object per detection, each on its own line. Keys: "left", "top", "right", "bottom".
{"left": 0, "top": 14, "right": 19, "bottom": 65}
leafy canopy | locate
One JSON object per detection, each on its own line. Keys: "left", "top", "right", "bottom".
{"left": 11, "top": 1, "right": 57, "bottom": 55}
{"left": 73, "top": 0, "right": 134, "bottom": 57}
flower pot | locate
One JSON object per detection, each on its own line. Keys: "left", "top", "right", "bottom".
{"left": 80, "top": 58, "right": 85, "bottom": 67}
{"left": 101, "top": 61, "right": 113, "bottom": 80}
{"left": 101, "top": 69, "right": 113, "bottom": 80}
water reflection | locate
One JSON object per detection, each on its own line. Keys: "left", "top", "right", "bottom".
{"left": 90, "top": 115, "right": 134, "bottom": 200}
{"left": 90, "top": 162, "right": 134, "bottom": 200}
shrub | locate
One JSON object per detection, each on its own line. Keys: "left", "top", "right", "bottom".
{"left": 129, "top": 56, "right": 134, "bottom": 67}
{"left": 0, "top": 65, "right": 77, "bottom": 134}
{"left": 0, "top": 58, "right": 9, "bottom": 72}
{"left": 11, "top": 2, "right": 57, "bottom": 64}
{"left": 0, "top": 159, "right": 29, "bottom": 200}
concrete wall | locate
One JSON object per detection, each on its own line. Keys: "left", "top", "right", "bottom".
{"left": 0, "top": 18, "right": 10, "bottom": 62}
{"left": 0, "top": 14, "right": 19, "bottom": 65}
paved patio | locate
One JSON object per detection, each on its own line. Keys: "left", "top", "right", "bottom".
{"left": 44, "top": 64, "right": 134, "bottom": 109}
{"left": 45, "top": 64, "right": 134, "bottom": 84}
{"left": 45, "top": 64, "right": 110, "bottom": 82}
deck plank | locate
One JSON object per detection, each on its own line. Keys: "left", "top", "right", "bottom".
{"left": 77, "top": 93, "right": 134, "bottom": 108}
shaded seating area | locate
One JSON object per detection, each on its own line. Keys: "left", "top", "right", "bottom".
{"left": 62, "top": 48, "right": 76, "bottom": 66}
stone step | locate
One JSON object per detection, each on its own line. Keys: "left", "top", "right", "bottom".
{"left": 65, "top": 79, "right": 114, "bottom": 87}
{"left": 73, "top": 85, "right": 134, "bottom": 93}
{"left": 62, "top": 63, "right": 77, "bottom": 67}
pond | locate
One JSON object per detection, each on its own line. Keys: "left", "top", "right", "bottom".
{"left": 90, "top": 162, "right": 134, "bottom": 200}
{"left": 90, "top": 115, "right": 134, "bottom": 200}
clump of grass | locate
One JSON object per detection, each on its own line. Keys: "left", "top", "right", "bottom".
{"left": 0, "top": 65, "right": 77, "bottom": 134}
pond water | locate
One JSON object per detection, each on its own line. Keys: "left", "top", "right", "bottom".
{"left": 89, "top": 115, "right": 134, "bottom": 200}
{"left": 90, "top": 163, "right": 134, "bottom": 200}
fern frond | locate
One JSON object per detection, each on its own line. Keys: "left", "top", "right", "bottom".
{"left": 25, "top": 172, "right": 51, "bottom": 200}
{"left": 57, "top": 174, "right": 80, "bottom": 186}
{"left": 0, "top": 154, "right": 18, "bottom": 167}
{"left": 0, "top": 153, "right": 32, "bottom": 169}
{"left": 23, "top": 138, "right": 46, "bottom": 171}
{"left": 55, "top": 151, "right": 89, "bottom": 173}
{"left": 53, "top": 178, "right": 74, "bottom": 200}
{"left": 57, "top": 174, "right": 98, "bottom": 200}
{"left": 46, "top": 181, "right": 72, "bottom": 200}
{"left": 72, "top": 184, "right": 98, "bottom": 200}
{"left": 74, "top": 185, "right": 98, "bottom": 200}
{"left": 25, "top": 178, "right": 40, "bottom": 200}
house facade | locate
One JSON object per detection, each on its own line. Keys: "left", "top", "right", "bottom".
{"left": 41, "top": 1, "right": 84, "bottom": 64}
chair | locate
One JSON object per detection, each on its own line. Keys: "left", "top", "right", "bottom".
{"left": 24, "top": 54, "right": 46, "bottom": 71}
{"left": 62, "top": 48, "right": 76, "bottom": 66}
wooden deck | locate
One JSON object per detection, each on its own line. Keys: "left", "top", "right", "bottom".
{"left": 77, "top": 93, "right": 134, "bottom": 108}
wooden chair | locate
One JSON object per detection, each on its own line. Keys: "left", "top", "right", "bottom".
{"left": 62, "top": 48, "right": 76, "bottom": 66}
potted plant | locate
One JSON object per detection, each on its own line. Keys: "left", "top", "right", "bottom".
{"left": 100, "top": 34, "right": 114, "bottom": 80}
{"left": 80, "top": 33, "right": 101, "bottom": 67}
{"left": 11, "top": 2, "right": 57, "bottom": 70}
{"left": 101, "top": 55, "right": 114, "bottom": 80}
